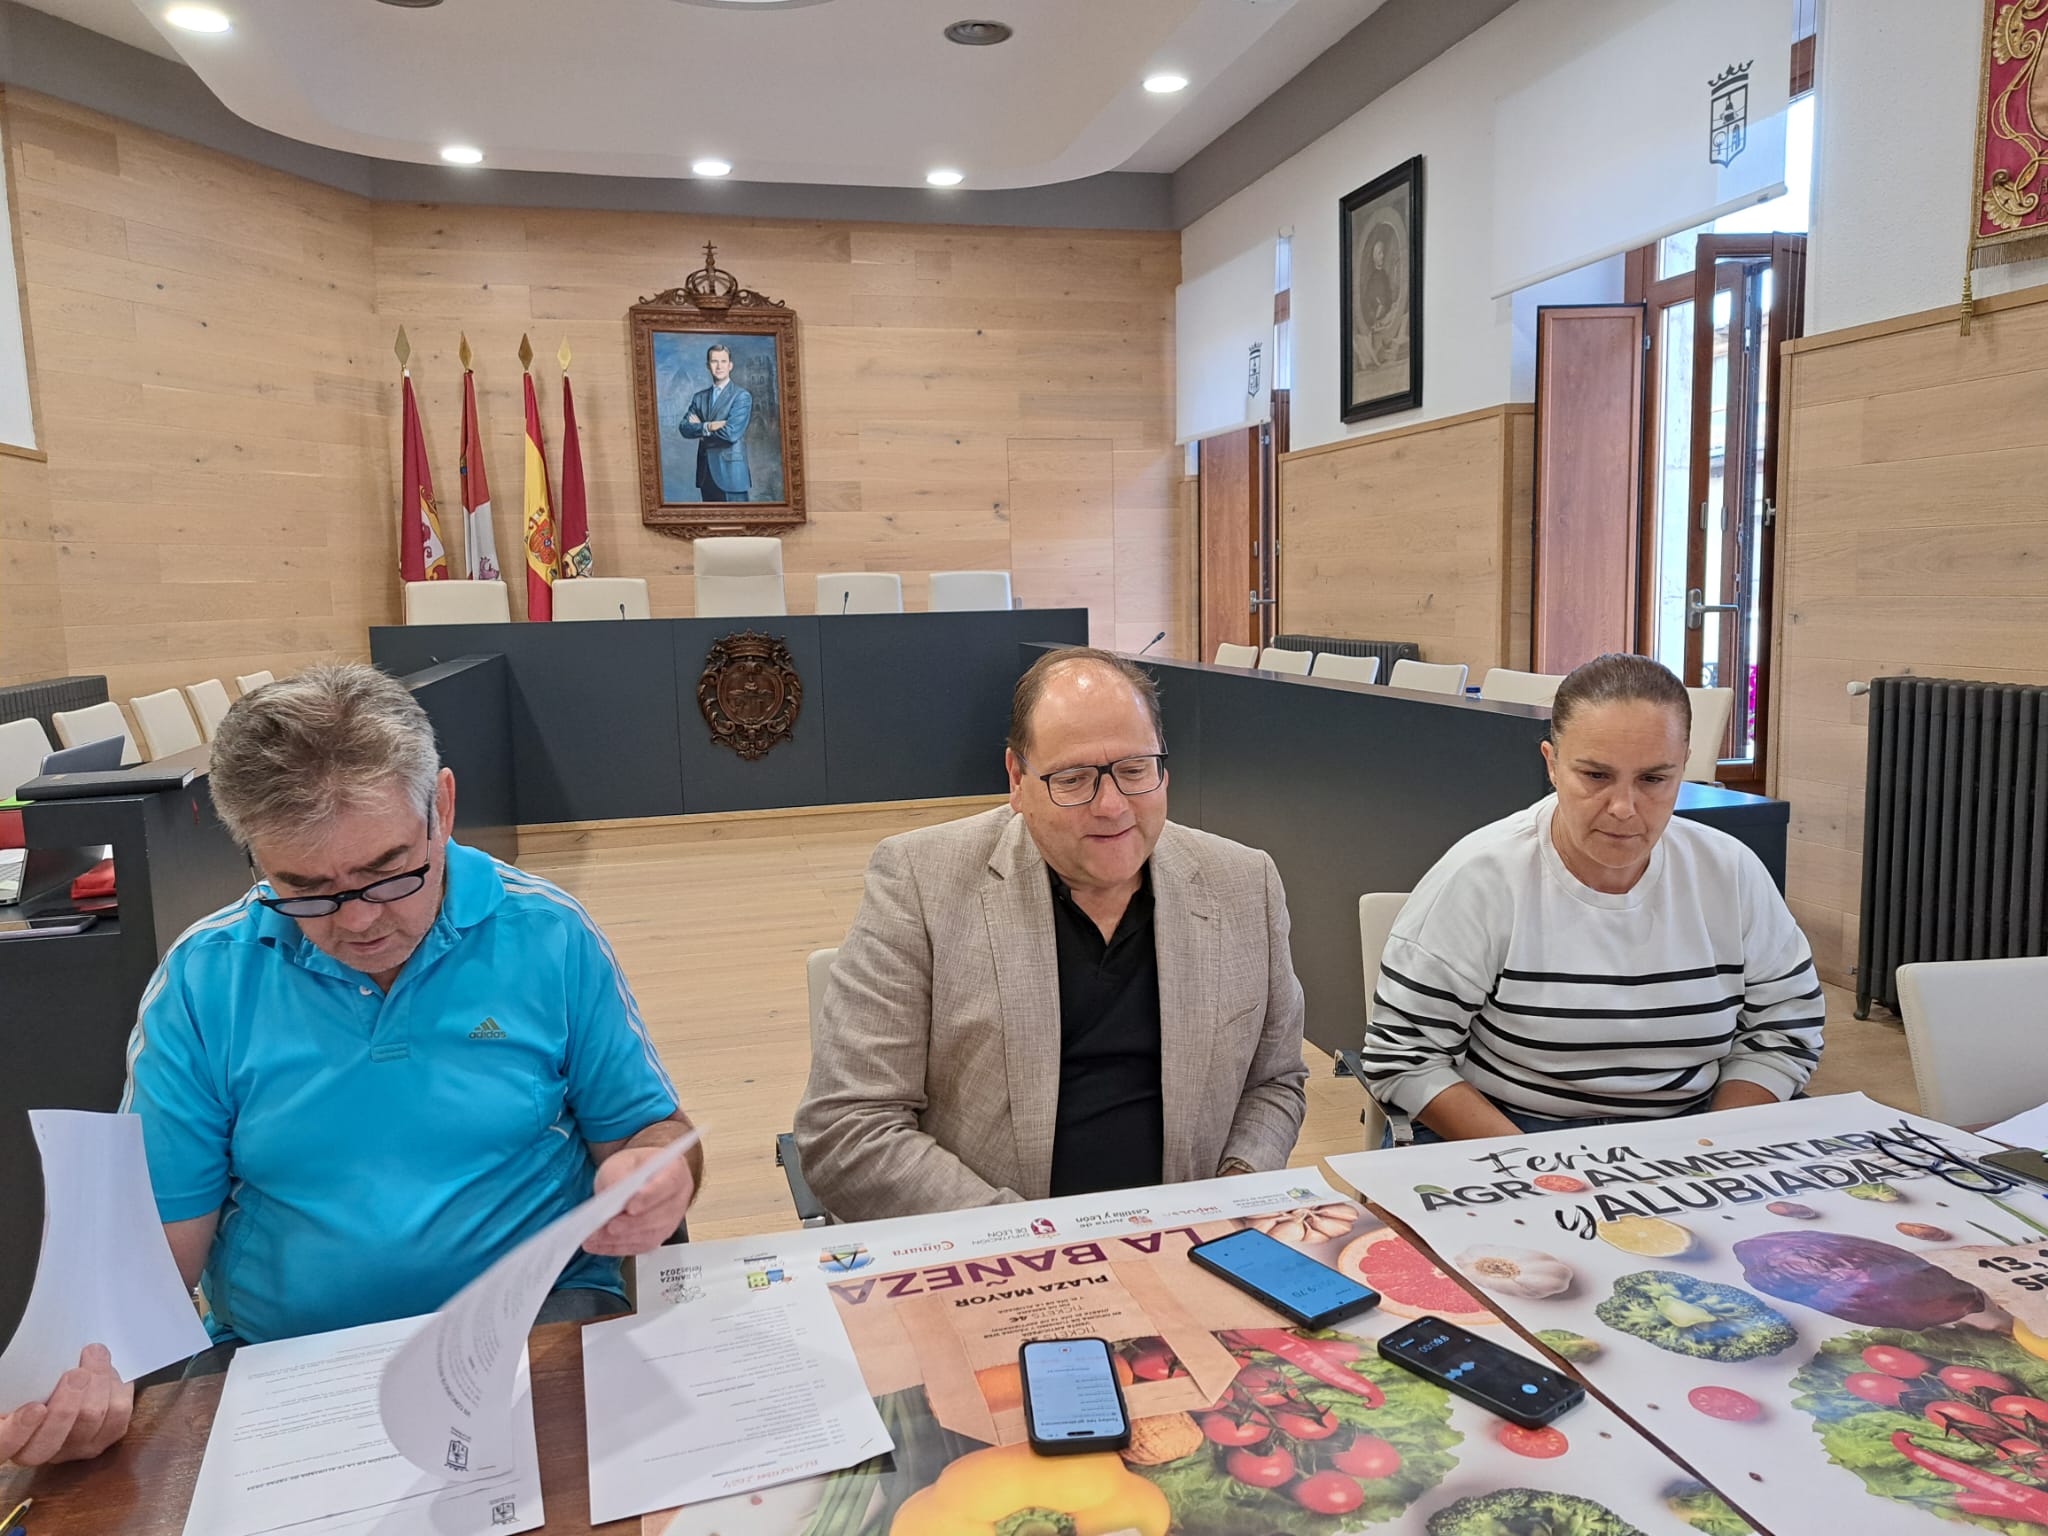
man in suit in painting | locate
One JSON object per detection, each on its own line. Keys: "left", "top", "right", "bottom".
{"left": 794, "top": 647, "right": 1309, "bottom": 1221}
{"left": 677, "top": 342, "right": 753, "bottom": 502}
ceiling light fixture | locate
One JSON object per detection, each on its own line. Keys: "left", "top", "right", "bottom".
{"left": 440, "top": 145, "right": 484, "bottom": 166}
{"left": 374, "top": 0, "right": 445, "bottom": 8}
{"left": 926, "top": 168, "right": 964, "bottom": 187}
{"left": 1143, "top": 73, "right": 1188, "bottom": 94}
{"left": 164, "top": 5, "right": 231, "bottom": 32}
{"left": 943, "top": 19, "right": 1012, "bottom": 45}
{"left": 692, "top": 158, "right": 733, "bottom": 177}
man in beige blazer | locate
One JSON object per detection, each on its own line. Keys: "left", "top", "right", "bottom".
{"left": 795, "top": 646, "right": 1307, "bottom": 1221}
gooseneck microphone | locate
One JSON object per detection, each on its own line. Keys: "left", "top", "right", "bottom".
{"left": 842, "top": 589, "right": 851, "bottom": 616}
{"left": 1136, "top": 631, "right": 1166, "bottom": 656}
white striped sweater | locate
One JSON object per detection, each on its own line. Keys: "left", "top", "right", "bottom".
{"left": 1361, "top": 797, "right": 1823, "bottom": 1122}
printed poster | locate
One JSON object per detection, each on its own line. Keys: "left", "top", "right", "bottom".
{"left": 1333, "top": 1092, "right": 2048, "bottom": 1536}
{"left": 636, "top": 1169, "right": 1758, "bottom": 1535}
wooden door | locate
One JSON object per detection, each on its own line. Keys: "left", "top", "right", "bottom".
{"left": 1197, "top": 426, "right": 1261, "bottom": 659}
{"left": 1531, "top": 303, "right": 1648, "bottom": 671}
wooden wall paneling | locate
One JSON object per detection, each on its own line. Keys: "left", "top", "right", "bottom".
{"left": 1276, "top": 405, "right": 1532, "bottom": 675}
{"left": 0, "top": 91, "right": 1185, "bottom": 696}
{"left": 1771, "top": 280, "right": 2048, "bottom": 988}
{"left": 1505, "top": 409, "right": 1535, "bottom": 671}
{"left": 1530, "top": 304, "right": 1646, "bottom": 672}
{"left": 1007, "top": 436, "right": 1117, "bottom": 646}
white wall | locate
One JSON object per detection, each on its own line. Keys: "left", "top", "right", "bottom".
{"left": 1807, "top": 0, "right": 2048, "bottom": 335}
{"left": 1182, "top": 0, "right": 1753, "bottom": 452}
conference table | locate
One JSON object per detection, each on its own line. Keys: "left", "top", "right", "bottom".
{"left": 0, "top": 1165, "right": 1751, "bottom": 1536}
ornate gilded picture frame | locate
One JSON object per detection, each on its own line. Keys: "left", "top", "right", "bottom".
{"left": 630, "top": 246, "right": 807, "bottom": 538}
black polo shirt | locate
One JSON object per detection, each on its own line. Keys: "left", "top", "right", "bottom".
{"left": 1046, "top": 864, "right": 1165, "bottom": 1197}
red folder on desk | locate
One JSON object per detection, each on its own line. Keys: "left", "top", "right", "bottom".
{"left": 71, "top": 857, "right": 116, "bottom": 902}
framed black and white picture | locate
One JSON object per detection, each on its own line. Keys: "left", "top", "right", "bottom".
{"left": 1339, "top": 155, "right": 1424, "bottom": 422}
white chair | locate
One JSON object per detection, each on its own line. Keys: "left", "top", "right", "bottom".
{"left": 695, "top": 537, "right": 787, "bottom": 617}
{"left": 929, "top": 571, "right": 1013, "bottom": 611}
{"left": 129, "top": 689, "right": 203, "bottom": 760}
{"left": 1898, "top": 957, "right": 2048, "bottom": 1125}
{"left": 553, "top": 577, "right": 651, "bottom": 622}
{"left": 235, "top": 671, "right": 275, "bottom": 696}
{"left": 1350, "top": 892, "right": 1411, "bottom": 1149}
{"left": 1479, "top": 667, "right": 1565, "bottom": 706}
{"left": 1310, "top": 653, "right": 1380, "bottom": 685}
{"left": 1389, "top": 658, "right": 1469, "bottom": 695}
{"left": 183, "top": 679, "right": 234, "bottom": 742}
{"left": 1257, "top": 647, "right": 1312, "bottom": 675}
{"left": 816, "top": 572, "right": 904, "bottom": 615}
{"left": 0, "top": 717, "right": 54, "bottom": 798}
{"left": 1212, "top": 642, "right": 1259, "bottom": 667}
{"left": 1686, "top": 686, "right": 1735, "bottom": 782}
{"left": 404, "top": 579, "right": 512, "bottom": 625}
{"left": 51, "top": 702, "right": 139, "bottom": 766}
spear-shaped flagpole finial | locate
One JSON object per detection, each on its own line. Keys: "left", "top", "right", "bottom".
{"left": 394, "top": 326, "right": 411, "bottom": 371}
{"left": 459, "top": 333, "right": 473, "bottom": 371}
{"left": 518, "top": 333, "right": 534, "bottom": 372}
{"left": 558, "top": 337, "right": 572, "bottom": 374}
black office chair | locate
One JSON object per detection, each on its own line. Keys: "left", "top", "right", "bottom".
{"left": 776, "top": 1131, "right": 831, "bottom": 1227}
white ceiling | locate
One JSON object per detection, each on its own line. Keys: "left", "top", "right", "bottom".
{"left": 19, "top": 0, "right": 1389, "bottom": 187}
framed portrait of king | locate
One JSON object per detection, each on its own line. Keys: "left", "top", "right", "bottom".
{"left": 630, "top": 254, "right": 807, "bottom": 537}
{"left": 1339, "top": 155, "right": 1424, "bottom": 423}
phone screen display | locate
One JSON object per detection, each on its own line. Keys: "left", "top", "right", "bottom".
{"left": 1380, "top": 1318, "right": 1581, "bottom": 1424}
{"left": 1190, "top": 1228, "right": 1379, "bottom": 1324}
{"left": 1020, "top": 1339, "right": 1129, "bottom": 1446}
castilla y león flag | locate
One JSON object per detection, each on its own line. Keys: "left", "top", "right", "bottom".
{"left": 398, "top": 372, "right": 449, "bottom": 582}
{"left": 521, "top": 348, "right": 559, "bottom": 621}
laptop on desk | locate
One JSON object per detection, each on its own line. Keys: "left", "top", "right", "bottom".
{"left": 41, "top": 735, "right": 125, "bottom": 776}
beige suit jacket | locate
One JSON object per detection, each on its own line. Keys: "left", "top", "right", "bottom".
{"left": 794, "top": 806, "right": 1308, "bottom": 1222}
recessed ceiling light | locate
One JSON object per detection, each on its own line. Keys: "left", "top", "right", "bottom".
{"left": 164, "top": 5, "right": 231, "bottom": 32}
{"left": 440, "top": 145, "right": 484, "bottom": 166}
{"left": 926, "top": 168, "right": 964, "bottom": 187}
{"left": 692, "top": 158, "right": 733, "bottom": 177}
{"left": 1143, "top": 73, "right": 1189, "bottom": 94}
{"left": 374, "top": 0, "right": 445, "bottom": 7}
{"left": 944, "top": 19, "right": 1012, "bottom": 45}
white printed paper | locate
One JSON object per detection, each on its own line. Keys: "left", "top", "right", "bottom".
{"left": 378, "top": 1130, "right": 695, "bottom": 1479}
{"left": 1982, "top": 1100, "right": 2048, "bottom": 1148}
{"left": 582, "top": 1262, "right": 890, "bottom": 1523}
{"left": 181, "top": 1315, "right": 541, "bottom": 1536}
{"left": 0, "top": 1109, "right": 211, "bottom": 1412}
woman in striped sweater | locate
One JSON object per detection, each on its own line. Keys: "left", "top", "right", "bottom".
{"left": 1361, "top": 654, "right": 1824, "bottom": 1145}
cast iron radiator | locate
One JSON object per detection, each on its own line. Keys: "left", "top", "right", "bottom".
{"left": 1269, "top": 635, "right": 1421, "bottom": 676}
{"left": 0, "top": 676, "right": 108, "bottom": 739}
{"left": 1855, "top": 675, "right": 2048, "bottom": 1018}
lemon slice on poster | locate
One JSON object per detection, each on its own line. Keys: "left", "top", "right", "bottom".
{"left": 1596, "top": 1215, "right": 1695, "bottom": 1257}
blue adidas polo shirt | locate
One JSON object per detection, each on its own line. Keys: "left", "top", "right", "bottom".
{"left": 119, "top": 841, "right": 679, "bottom": 1345}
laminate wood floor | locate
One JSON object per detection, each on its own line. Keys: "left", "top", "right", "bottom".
{"left": 521, "top": 801, "right": 1921, "bottom": 1243}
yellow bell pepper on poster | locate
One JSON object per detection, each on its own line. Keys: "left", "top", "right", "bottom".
{"left": 888, "top": 1441, "right": 1171, "bottom": 1536}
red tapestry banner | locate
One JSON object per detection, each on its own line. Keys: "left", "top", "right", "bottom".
{"left": 1974, "top": 0, "right": 2048, "bottom": 262}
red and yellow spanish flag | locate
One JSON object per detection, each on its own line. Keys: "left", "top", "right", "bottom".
{"left": 559, "top": 367, "right": 593, "bottom": 579}
{"left": 398, "top": 372, "right": 449, "bottom": 582}
{"left": 520, "top": 343, "right": 559, "bottom": 621}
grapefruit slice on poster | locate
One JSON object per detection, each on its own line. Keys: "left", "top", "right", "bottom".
{"left": 1338, "top": 1231, "right": 1499, "bottom": 1325}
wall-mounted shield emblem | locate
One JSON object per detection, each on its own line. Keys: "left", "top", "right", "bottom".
{"left": 698, "top": 631, "right": 802, "bottom": 761}
{"left": 1710, "top": 61, "right": 1752, "bottom": 169}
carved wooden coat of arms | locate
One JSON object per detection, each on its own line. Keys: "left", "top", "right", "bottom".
{"left": 698, "top": 632, "right": 802, "bottom": 760}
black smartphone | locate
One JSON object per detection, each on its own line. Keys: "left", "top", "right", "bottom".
{"left": 1019, "top": 1337, "right": 1131, "bottom": 1455}
{"left": 1982, "top": 1148, "right": 2048, "bottom": 1189}
{"left": 1188, "top": 1227, "right": 1380, "bottom": 1328}
{"left": 1379, "top": 1316, "right": 1584, "bottom": 1429}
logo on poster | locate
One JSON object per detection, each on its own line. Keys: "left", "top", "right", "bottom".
{"left": 1030, "top": 1218, "right": 1058, "bottom": 1236}
{"left": 1709, "top": 61, "right": 1751, "bottom": 168}
{"left": 491, "top": 1498, "right": 517, "bottom": 1526}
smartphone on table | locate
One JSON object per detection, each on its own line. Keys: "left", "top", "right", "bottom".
{"left": 1980, "top": 1147, "right": 2048, "bottom": 1190}
{"left": 1019, "top": 1337, "right": 1132, "bottom": 1455}
{"left": 1379, "top": 1315, "right": 1584, "bottom": 1428}
{"left": 1188, "top": 1227, "right": 1380, "bottom": 1328}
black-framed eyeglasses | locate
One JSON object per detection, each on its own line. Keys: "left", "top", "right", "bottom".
{"left": 257, "top": 862, "right": 432, "bottom": 919}
{"left": 1865, "top": 1122, "right": 2021, "bottom": 1195}
{"left": 1027, "top": 753, "right": 1169, "bottom": 808}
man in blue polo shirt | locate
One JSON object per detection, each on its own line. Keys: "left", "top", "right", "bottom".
{"left": 0, "top": 663, "right": 699, "bottom": 1466}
